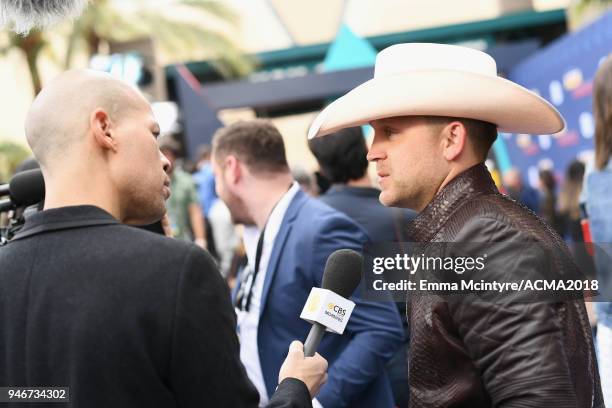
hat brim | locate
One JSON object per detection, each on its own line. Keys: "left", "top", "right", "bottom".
{"left": 308, "top": 69, "right": 565, "bottom": 139}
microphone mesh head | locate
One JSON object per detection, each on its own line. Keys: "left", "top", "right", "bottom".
{"left": 321, "top": 249, "right": 363, "bottom": 298}
{"left": 9, "top": 169, "right": 45, "bottom": 207}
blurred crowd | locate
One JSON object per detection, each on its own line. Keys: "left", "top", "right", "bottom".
{"left": 501, "top": 162, "right": 585, "bottom": 242}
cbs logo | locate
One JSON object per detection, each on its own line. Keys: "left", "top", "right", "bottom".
{"left": 327, "top": 303, "right": 346, "bottom": 316}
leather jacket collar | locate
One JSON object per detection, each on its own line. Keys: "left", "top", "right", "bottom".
{"left": 407, "top": 163, "right": 498, "bottom": 243}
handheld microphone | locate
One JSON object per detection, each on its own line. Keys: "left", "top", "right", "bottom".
{"left": 302, "top": 249, "right": 363, "bottom": 357}
{"left": 10, "top": 169, "right": 45, "bottom": 207}
{"left": 0, "top": 183, "right": 9, "bottom": 197}
{"left": 0, "top": 169, "right": 45, "bottom": 212}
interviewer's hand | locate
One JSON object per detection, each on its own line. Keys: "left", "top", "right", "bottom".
{"left": 278, "top": 340, "right": 328, "bottom": 398}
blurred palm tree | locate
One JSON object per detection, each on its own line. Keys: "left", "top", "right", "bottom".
{"left": 567, "top": 0, "right": 612, "bottom": 30}
{"left": 1, "top": 0, "right": 253, "bottom": 95}
{"left": 0, "top": 140, "right": 31, "bottom": 183}
{"left": 3, "top": 29, "right": 47, "bottom": 95}
{"left": 65, "top": 0, "right": 254, "bottom": 77}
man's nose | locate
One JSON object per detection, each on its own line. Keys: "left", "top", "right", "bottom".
{"left": 366, "top": 132, "right": 386, "bottom": 162}
{"left": 160, "top": 151, "right": 172, "bottom": 173}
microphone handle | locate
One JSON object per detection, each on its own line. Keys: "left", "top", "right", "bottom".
{"left": 0, "top": 198, "right": 13, "bottom": 212}
{"left": 304, "top": 322, "right": 326, "bottom": 357}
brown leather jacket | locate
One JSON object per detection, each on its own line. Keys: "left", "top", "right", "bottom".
{"left": 405, "top": 164, "right": 603, "bottom": 408}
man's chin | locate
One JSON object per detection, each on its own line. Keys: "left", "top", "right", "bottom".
{"left": 230, "top": 214, "right": 254, "bottom": 226}
{"left": 124, "top": 204, "right": 166, "bottom": 226}
{"left": 125, "top": 216, "right": 163, "bottom": 227}
{"left": 378, "top": 190, "right": 397, "bottom": 207}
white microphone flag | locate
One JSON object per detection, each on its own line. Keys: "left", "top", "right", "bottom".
{"left": 300, "top": 288, "right": 355, "bottom": 335}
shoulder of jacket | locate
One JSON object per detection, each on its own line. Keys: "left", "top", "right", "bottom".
{"left": 445, "top": 194, "right": 538, "bottom": 240}
{"left": 114, "top": 224, "right": 197, "bottom": 259}
{"left": 294, "top": 199, "right": 368, "bottom": 243}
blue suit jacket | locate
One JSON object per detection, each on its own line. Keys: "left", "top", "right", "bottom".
{"left": 237, "top": 190, "right": 404, "bottom": 407}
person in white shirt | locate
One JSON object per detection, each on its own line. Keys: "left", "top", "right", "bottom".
{"left": 211, "top": 119, "right": 404, "bottom": 408}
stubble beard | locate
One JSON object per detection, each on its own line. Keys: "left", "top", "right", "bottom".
{"left": 224, "top": 192, "right": 254, "bottom": 227}
{"left": 381, "top": 179, "right": 427, "bottom": 211}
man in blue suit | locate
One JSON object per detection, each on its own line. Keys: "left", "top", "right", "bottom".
{"left": 309, "top": 126, "right": 416, "bottom": 408}
{"left": 211, "top": 120, "right": 404, "bottom": 407}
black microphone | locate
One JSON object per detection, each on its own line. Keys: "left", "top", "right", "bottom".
{"left": 0, "top": 198, "right": 11, "bottom": 212}
{"left": 304, "top": 249, "right": 363, "bottom": 357}
{"left": 0, "top": 183, "right": 9, "bottom": 197}
{"left": 6, "top": 169, "right": 45, "bottom": 209}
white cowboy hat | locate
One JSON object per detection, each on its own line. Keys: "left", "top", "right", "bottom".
{"left": 308, "top": 43, "right": 565, "bottom": 139}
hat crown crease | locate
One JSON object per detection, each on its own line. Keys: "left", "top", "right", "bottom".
{"left": 374, "top": 43, "right": 497, "bottom": 78}
{"left": 308, "top": 42, "right": 565, "bottom": 139}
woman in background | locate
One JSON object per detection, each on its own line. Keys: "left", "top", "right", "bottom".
{"left": 559, "top": 160, "right": 585, "bottom": 242}
{"left": 538, "top": 168, "right": 561, "bottom": 234}
{"left": 584, "top": 54, "right": 612, "bottom": 405}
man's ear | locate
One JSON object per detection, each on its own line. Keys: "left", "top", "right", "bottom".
{"left": 90, "top": 108, "right": 117, "bottom": 152}
{"left": 441, "top": 121, "right": 467, "bottom": 162}
{"left": 224, "top": 155, "right": 242, "bottom": 185}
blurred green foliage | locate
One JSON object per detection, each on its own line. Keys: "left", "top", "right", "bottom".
{"left": 65, "top": 0, "right": 254, "bottom": 77}
{"left": 0, "top": 140, "right": 31, "bottom": 183}
{"left": 568, "top": 0, "right": 612, "bottom": 30}
{"left": 1, "top": 0, "right": 254, "bottom": 95}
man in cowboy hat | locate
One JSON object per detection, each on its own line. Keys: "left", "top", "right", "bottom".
{"left": 309, "top": 43, "right": 603, "bottom": 407}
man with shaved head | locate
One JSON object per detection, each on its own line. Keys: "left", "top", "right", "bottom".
{"left": 0, "top": 69, "right": 327, "bottom": 407}
{"left": 25, "top": 69, "right": 169, "bottom": 225}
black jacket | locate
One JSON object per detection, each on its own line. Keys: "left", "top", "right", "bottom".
{"left": 0, "top": 205, "right": 310, "bottom": 408}
{"left": 319, "top": 185, "right": 416, "bottom": 243}
{"left": 405, "top": 164, "right": 603, "bottom": 408}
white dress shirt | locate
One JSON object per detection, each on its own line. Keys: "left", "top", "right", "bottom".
{"left": 236, "top": 182, "right": 300, "bottom": 406}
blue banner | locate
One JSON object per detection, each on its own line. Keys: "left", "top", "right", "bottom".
{"left": 504, "top": 10, "right": 612, "bottom": 187}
